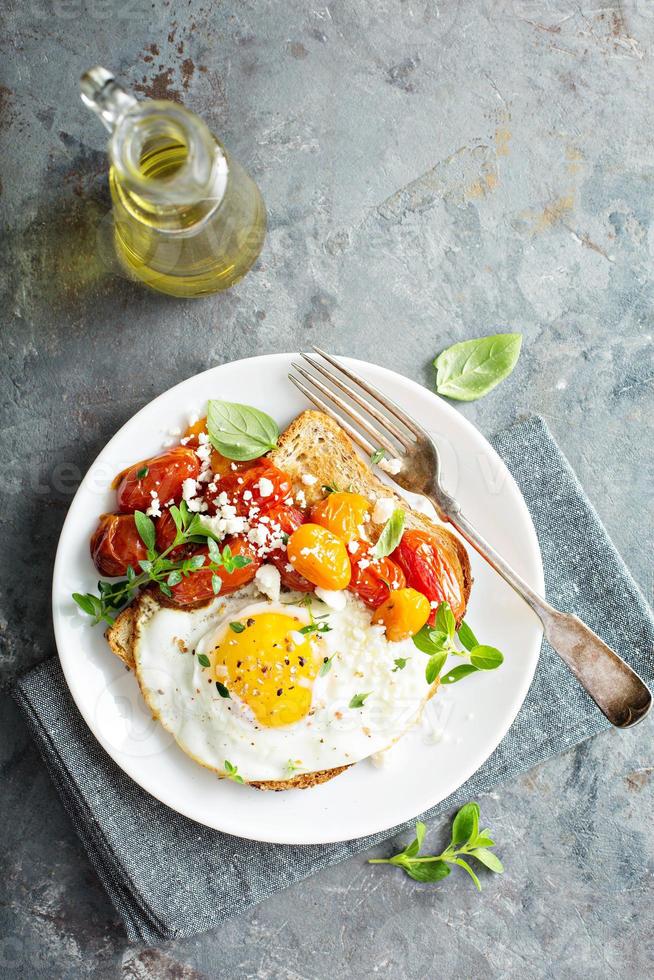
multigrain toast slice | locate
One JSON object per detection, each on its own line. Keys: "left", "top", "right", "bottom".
{"left": 270, "top": 410, "right": 472, "bottom": 621}
{"left": 105, "top": 410, "right": 472, "bottom": 790}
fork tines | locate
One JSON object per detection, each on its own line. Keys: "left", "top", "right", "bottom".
{"left": 288, "top": 348, "right": 418, "bottom": 461}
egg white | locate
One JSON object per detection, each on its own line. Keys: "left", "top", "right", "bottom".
{"left": 133, "top": 585, "right": 437, "bottom": 783}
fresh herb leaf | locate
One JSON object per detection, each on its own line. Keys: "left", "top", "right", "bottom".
{"left": 73, "top": 592, "right": 99, "bottom": 618}
{"left": 457, "top": 620, "right": 479, "bottom": 652}
{"left": 229, "top": 621, "right": 246, "bottom": 633}
{"left": 413, "top": 625, "right": 449, "bottom": 656}
{"left": 369, "top": 802, "right": 502, "bottom": 890}
{"left": 197, "top": 653, "right": 211, "bottom": 668}
{"left": 136, "top": 466, "right": 149, "bottom": 479}
{"left": 425, "top": 650, "right": 448, "bottom": 684}
{"left": 434, "top": 333, "right": 522, "bottom": 402}
{"left": 434, "top": 601, "right": 456, "bottom": 640}
{"left": 133, "top": 510, "right": 156, "bottom": 551}
{"left": 299, "top": 621, "right": 332, "bottom": 636}
{"left": 440, "top": 663, "right": 479, "bottom": 685}
{"left": 166, "top": 570, "right": 182, "bottom": 587}
{"left": 451, "top": 801, "right": 479, "bottom": 845}
{"left": 319, "top": 655, "right": 335, "bottom": 676}
{"left": 469, "top": 645, "right": 504, "bottom": 670}
{"left": 373, "top": 508, "right": 405, "bottom": 559}
{"left": 207, "top": 399, "right": 279, "bottom": 461}
{"left": 215, "top": 681, "right": 231, "bottom": 699}
{"left": 321, "top": 484, "right": 338, "bottom": 495}
{"left": 224, "top": 760, "right": 244, "bottom": 783}
{"left": 207, "top": 536, "right": 222, "bottom": 564}
{"left": 392, "top": 657, "right": 409, "bottom": 672}
{"left": 211, "top": 573, "right": 222, "bottom": 595}
{"left": 370, "top": 448, "right": 386, "bottom": 465}
{"left": 468, "top": 848, "right": 504, "bottom": 873}
{"left": 402, "top": 860, "right": 452, "bottom": 883}
{"left": 349, "top": 692, "right": 371, "bottom": 709}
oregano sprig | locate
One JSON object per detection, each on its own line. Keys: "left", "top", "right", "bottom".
{"left": 369, "top": 802, "right": 503, "bottom": 888}
{"left": 412, "top": 602, "right": 504, "bottom": 687}
{"left": 73, "top": 501, "right": 251, "bottom": 626}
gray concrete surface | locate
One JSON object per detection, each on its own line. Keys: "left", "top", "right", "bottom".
{"left": 1, "top": 0, "right": 653, "bottom": 976}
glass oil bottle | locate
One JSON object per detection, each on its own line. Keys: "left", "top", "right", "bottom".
{"left": 80, "top": 67, "right": 266, "bottom": 297}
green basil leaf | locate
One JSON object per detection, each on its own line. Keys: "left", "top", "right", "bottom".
{"left": 468, "top": 847, "right": 504, "bottom": 874}
{"left": 158, "top": 582, "right": 172, "bottom": 598}
{"left": 168, "top": 505, "right": 183, "bottom": 535}
{"left": 349, "top": 692, "right": 371, "bottom": 709}
{"left": 470, "top": 645, "right": 504, "bottom": 670}
{"left": 373, "top": 508, "right": 405, "bottom": 559}
{"left": 434, "top": 333, "right": 522, "bottom": 402}
{"left": 166, "top": 570, "right": 182, "bottom": 587}
{"left": 402, "top": 859, "right": 451, "bottom": 883}
{"left": 457, "top": 620, "right": 479, "bottom": 652}
{"left": 451, "top": 802, "right": 480, "bottom": 845}
{"left": 392, "top": 657, "right": 409, "bottom": 672}
{"left": 136, "top": 466, "right": 149, "bottom": 479}
{"left": 138, "top": 559, "right": 153, "bottom": 574}
{"left": 207, "top": 399, "right": 279, "bottom": 461}
{"left": 133, "top": 511, "right": 156, "bottom": 552}
{"left": 425, "top": 650, "right": 448, "bottom": 684}
{"left": 434, "top": 602, "right": 456, "bottom": 640}
{"left": 370, "top": 448, "right": 386, "bottom": 465}
{"left": 197, "top": 653, "right": 210, "bottom": 668}
{"left": 207, "top": 537, "right": 222, "bottom": 564}
{"left": 188, "top": 554, "right": 206, "bottom": 571}
{"left": 212, "top": 574, "right": 222, "bottom": 595}
{"left": 472, "top": 835, "right": 495, "bottom": 848}
{"left": 230, "top": 621, "right": 246, "bottom": 633}
{"left": 413, "top": 626, "right": 448, "bottom": 656}
{"left": 319, "top": 655, "right": 334, "bottom": 676}
{"left": 440, "top": 663, "right": 479, "bottom": 685}
{"left": 215, "top": 681, "right": 231, "bottom": 699}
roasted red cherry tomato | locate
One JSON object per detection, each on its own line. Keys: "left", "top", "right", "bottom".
{"left": 264, "top": 504, "right": 315, "bottom": 593}
{"left": 90, "top": 513, "right": 147, "bottom": 577}
{"left": 206, "top": 461, "right": 292, "bottom": 518}
{"left": 347, "top": 541, "right": 406, "bottom": 609}
{"left": 392, "top": 529, "right": 463, "bottom": 624}
{"left": 169, "top": 536, "right": 261, "bottom": 606}
{"left": 116, "top": 448, "right": 200, "bottom": 513}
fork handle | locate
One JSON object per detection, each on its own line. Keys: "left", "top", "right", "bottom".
{"left": 437, "top": 504, "right": 651, "bottom": 729}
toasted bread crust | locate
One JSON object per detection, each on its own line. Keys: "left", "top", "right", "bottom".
{"left": 104, "top": 409, "right": 472, "bottom": 790}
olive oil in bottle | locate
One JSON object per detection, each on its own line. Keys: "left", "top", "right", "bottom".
{"left": 81, "top": 66, "right": 266, "bottom": 297}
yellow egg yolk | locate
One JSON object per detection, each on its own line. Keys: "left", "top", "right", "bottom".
{"left": 209, "top": 613, "right": 321, "bottom": 727}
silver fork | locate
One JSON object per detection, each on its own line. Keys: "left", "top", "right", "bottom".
{"left": 289, "top": 348, "right": 651, "bottom": 729}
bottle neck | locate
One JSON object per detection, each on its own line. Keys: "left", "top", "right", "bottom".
{"left": 81, "top": 67, "right": 227, "bottom": 225}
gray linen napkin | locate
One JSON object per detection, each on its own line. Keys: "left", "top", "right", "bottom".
{"left": 13, "top": 416, "right": 654, "bottom": 943}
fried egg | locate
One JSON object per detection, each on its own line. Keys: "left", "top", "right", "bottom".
{"left": 133, "top": 584, "right": 437, "bottom": 783}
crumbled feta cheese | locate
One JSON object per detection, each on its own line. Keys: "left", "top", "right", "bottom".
{"left": 198, "top": 431, "right": 210, "bottom": 445}
{"left": 146, "top": 492, "right": 161, "bottom": 518}
{"left": 258, "top": 477, "right": 274, "bottom": 498}
{"left": 372, "top": 496, "right": 396, "bottom": 525}
{"left": 358, "top": 558, "right": 370, "bottom": 571}
{"left": 180, "top": 436, "right": 191, "bottom": 445}
{"left": 248, "top": 524, "right": 269, "bottom": 547}
{"left": 301, "top": 473, "right": 318, "bottom": 486}
{"left": 299, "top": 547, "right": 312, "bottom": 557}
{"left": 295, "top": 489, "right": 307, "bottom": 509}
{"left": 380, "top": 456, "right": 402, "bottom": 475}
{"left": 254, "top": 564, "right": 281, "bottom": 602}
{"left": 188, "top": 412, "right": 199, "bottom": 427}
{"left": 182, "top": 478, "right": 198, "bottom": 502}
{"left": 289, "top": 630, "right": 305, "bottom": 647}
{"left": 315, "top": 587, "right": 347, "bottom": 610}
{"left": 348, "top": 540, "right": 359, "bottom": 555}
{"left": 242, "top": 490, "right": 253, "bottom": 501}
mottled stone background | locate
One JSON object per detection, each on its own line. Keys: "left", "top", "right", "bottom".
{"left": 1, "top": 0, "right": 653, "bottom": 977}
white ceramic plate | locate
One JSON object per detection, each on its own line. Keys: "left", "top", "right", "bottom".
{"left": 52, "top": 354, "right": 544, "bottom": 845}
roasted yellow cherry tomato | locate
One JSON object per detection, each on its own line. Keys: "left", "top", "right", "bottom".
{"left": 286, "top": 523, "right": 352, "bottom": 590}
{"left": 310, "top": 491, "right": 371, "bottom": 543}
{"left": 372, "top": 587, "right": 431, "bottom": 642}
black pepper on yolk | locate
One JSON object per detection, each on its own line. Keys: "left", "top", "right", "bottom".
{"left": 210, "top": 613, "right": 321, "bottom": 727}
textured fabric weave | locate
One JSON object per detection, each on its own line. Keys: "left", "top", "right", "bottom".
{"left": 14, "top": 416, "right": 654, "bottom": 943}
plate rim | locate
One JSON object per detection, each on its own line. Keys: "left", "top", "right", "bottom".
{"left": 52, "top": 352, "right": 544, "bottom": 844}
